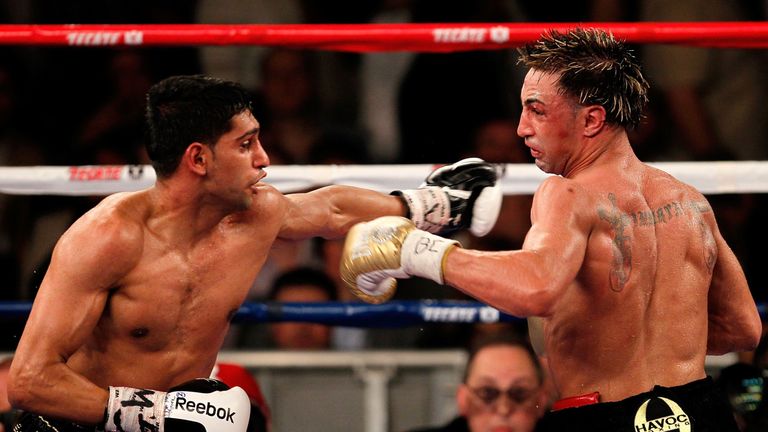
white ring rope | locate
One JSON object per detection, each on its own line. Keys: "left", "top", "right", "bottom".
{"left": 0, "top": 161, "right": 766, "bottom": 196}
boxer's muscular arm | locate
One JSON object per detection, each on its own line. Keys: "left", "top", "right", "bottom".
{"left": 8, "top": 210, "right": 140, "bottom": 425}
{"left": 444, "top": 177, "right": 589, "bottom": 317}
{"left": 278, "top": 185, "right": 405, "bottom": 240}
{"left": 707, "top": 219, "right": 762, "bottom": 354}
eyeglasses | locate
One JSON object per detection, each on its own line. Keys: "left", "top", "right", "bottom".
{"left": 467, "top": 385, "right": 539, "bottom": 409}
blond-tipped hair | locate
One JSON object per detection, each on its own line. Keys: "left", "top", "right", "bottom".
{"left": 517, "top": 28, "right": 649, "bottom": 129}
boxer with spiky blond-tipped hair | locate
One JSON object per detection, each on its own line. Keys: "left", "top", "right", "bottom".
{"left": 341, "top": 28, "right": 761, "bottom": 432}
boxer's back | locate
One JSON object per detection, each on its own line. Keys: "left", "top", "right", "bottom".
{"left": 547, "top": 162, "right": 714, "bottom": 401}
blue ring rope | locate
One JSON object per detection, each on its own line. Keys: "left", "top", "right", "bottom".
{"left": 1, "top": 300, "right": 763, "bottom": 327}
{"left": 0, "top": 300, "right": 520, "bottom": 327}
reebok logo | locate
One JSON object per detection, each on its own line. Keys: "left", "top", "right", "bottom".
{"left": 175, "top": 396, "right": 236, "bottom": 423}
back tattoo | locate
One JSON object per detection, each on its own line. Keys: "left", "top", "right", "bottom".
{"left": 597, "top": 193, "right": 715, "bottom": 291}
{"left": 597, "top": 193, "right": 632, "bottom": 292}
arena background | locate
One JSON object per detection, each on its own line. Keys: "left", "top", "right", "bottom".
{"left": 0, "top": 1, "right": 767, "bottom": 431}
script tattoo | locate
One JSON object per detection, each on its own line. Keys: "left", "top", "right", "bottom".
{"left": 597, "top": 193, "right": 632, "bottom": 292}
{"left": 627, "top": 201, "right": 685, "bottom": 226}
{"left": 613, "top": 199, "right": 707, "bottom": 228}
{"left": 597, "top": 196, "right": 716, "bottom": 287}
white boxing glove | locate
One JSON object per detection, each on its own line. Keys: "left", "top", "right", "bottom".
{"left": 104, "top": 379, "right": 251, "bottom": 432}
{"left": 340, "top": 216, "right": 460, "bottom": 304}
{"left": 392, "top": 157, "right": 503, "bottom": 237}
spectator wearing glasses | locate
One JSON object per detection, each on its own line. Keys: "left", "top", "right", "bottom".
{"left": 409, "top": 333, "right": 548, "bottom": 432}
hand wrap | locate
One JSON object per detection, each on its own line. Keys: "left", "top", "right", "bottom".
{"left": 104, "top": 379, "right": 251, "bottom": 432}
{"left": 393, "top": 157, "right": 502, "bottom": 237}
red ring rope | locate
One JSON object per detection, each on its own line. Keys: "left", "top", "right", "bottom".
{"left": 0, "top": 22, "right": 766, "bottom": 51}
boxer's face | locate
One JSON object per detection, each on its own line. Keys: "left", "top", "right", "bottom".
{"left": 458, "top": 345, "right": 543, "bottom": 432}
{"left": 518, "top": 69, "right": 581, "bottom": 176}
{"left": 206, "top": 111, "right": 270, "bottom": 210}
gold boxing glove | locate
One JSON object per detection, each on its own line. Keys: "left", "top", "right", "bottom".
{"left": 340, "top": 216, "right": 459, "bottom": 304}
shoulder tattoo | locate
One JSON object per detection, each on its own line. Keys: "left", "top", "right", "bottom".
{"left": 597, "top": 193, "right": 632, "bottom": 292}
{"left": 597, "top": 196, "right": 715, "bottom": 289}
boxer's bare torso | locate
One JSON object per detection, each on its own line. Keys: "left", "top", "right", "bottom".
{"left": 11, "top": 166, "right": 402, "bottom": 423}
{"left": 444, "top": 68, "right": 759, "bottom": 403}
{"left": 66, "top": 188, "right": 279, "bottom": 390}
{"left": 448, "top": 151, "right": 756, "bottom": 402}
{"left": 533, "top": 160, "right": 714, "bottom": 401}
{"left": 9, "top": 78, "right": 406, "bottom": 428}
{"left": 11, "top": 181, "right": 287, "bottom": 423}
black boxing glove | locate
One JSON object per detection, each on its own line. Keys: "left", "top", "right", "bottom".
{"left": 392, "top": 157, "right": 502, "bottom": 236}
{"left": 103, "top": 378, "right": 251, "bottom": 432}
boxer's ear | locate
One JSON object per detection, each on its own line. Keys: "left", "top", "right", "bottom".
{"left": 583, "top": 105, "right": 606, "bottom": 138}
{"left": 184, "top": 142, "right": 208, "bottom": 175}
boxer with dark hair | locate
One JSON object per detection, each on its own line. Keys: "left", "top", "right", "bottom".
{"left": 8, "top": 74, "right": 501, "bottom": 431}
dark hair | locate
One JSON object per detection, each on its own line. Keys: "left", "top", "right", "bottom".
{"left": 517, "top": 28, "right": 649, "bottom": 129}
{"left": 464, "top": 333, "right": 543, "bottom": 384}
{"left": 268, "top": 267, "right": 338, "bottom": 302}
{"left": 145, "top": 74, "right": 253, "bottom": 177}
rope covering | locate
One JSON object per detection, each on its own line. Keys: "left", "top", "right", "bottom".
{"left": 2, "top": 161, "right": 768, "bottom": 196}
{"left": 0, "top": 22, "right": 767, "bottom": 51}
{"left": 0, "top": 300, "right": 764, "bottom": 325}
{"left": 240, "top": 300, "right": 513, "bottom": 326}
{"left": 0, "top": 300, "right": 515, "bottom": 326}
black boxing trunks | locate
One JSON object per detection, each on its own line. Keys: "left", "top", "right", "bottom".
{"left": 14, "top": 412, "right": 95, "bottom": 432}
{"left": 536, "top": 377, "right": 740, "bottom": 432}
{"left": 1, "top": 410, "right": 20, "bottom": 431}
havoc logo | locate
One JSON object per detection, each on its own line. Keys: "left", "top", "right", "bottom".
{"left": 633, "top": 397, "right": 690, "bottom": 432}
